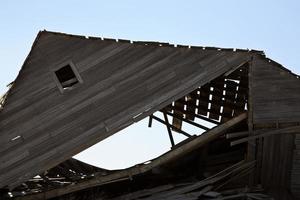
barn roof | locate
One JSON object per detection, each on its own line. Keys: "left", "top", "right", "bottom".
{"left": 2, "top": 30, "right": 299, "bottom": 111}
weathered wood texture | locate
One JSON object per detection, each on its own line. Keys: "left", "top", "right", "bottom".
{"left": 0, "top": 31, "right": 251, "bottom": 188}
{"left": 251, "top": 56, "right": 300, "bottom": 198}
{"left": 10, "top": 158, "right": 110, "bottom": 196}
{"left": 13, "top": 113, "right": 247, "bottom": 200}
{"left": 261, "top": 133, "right": 295, "bottom": 191}
{"left": 252, "top": 56, "right": 300, "bottom": 124}
{"left": 168, "top": 64, "right": 249, "bottom": 133}
{"left": 291, "top": 134, "right": 300, "bottom": 197}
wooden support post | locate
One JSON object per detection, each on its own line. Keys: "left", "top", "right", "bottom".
{"left": 163, "top": 112, "right": 175, "bottom": 147}
{"left": 148, "top": 115, "right": 153, "bottom": 128}
{"left": 247, "top": 57, "right": 256, "bottom": 186}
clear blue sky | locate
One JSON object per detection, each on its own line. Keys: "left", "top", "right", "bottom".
{"left": 1, "top": 0, "right": 299, "bottom": 169}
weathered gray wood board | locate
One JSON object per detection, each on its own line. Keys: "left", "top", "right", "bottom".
{"left": 251, "top": 57, "right": 300, "bottom": 199}
{"left": 291, "top": 134, "right": 300, "bottom": 197}
{"left": 252, "top": 56, "right": 300, "bottom": 125}
{"left": 0, "top": 31, "right": 251, "bottom": 188}
{"left": 261, "top": 133, "right": 295, "bottom": 190}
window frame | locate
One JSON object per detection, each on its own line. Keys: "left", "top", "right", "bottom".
{"left": 52, "top": 61, "right": 83, "bottom": 93}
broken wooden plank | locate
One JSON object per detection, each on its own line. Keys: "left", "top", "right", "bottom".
{"left": 231, "top": 125, "right": 300, "bottom": 146}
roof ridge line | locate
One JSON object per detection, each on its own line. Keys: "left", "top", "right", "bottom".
{"left": 41, "top": 29, "right": 265, "bottom": 55}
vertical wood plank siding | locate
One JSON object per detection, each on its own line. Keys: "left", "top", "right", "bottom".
{"left": 291, "top": 134, "right": 300, "bottom": 197}
{"left": 252, "top": 56, "right": 300, "bottom": 197}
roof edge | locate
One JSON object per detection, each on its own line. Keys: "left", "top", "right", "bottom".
{"left": 41, "top": 30, "right": 265, "bottom": 55}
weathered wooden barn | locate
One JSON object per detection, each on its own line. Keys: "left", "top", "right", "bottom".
{"left": 0, "top": 30, "right": 300, "bottom": 200}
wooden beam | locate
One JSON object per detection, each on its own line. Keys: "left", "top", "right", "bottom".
{"left": 172, "top": 98, "right": 184, "bottom": 130}
{"left": 224, "top": 61, "right": 249, "bottom": 77}
{"left": 163, "top": 111, "right": 210, "bottom": 131}
{"left": 226, "top": 131, "right": 249, "bottom": 139}
{"left": 247, "top": 58, "right": 255, "bottom": 186}
{"left": 231, "top": 125, "right": 300, "bottom": 146}
{"left": 148, "top": 115, "right": 153, "bottom": 127}
{"left": 163, "top": 112, "right": 175, "bottom": 147}
{"left": 151, "top": 115, "right": 192, "bottom": 137}
{"left": 165, "top": 105, "right": 220, "bottom": 125}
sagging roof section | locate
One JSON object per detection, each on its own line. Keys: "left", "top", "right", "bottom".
{"left": 1, "top": 30, "right": 300, "bottom": 200}
{"left": 0, "top": 31, "right": 255, "bottom": 189}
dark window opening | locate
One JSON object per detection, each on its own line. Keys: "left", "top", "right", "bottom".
{"left": 55, "top": 65, "right": 79, "bottom": 89}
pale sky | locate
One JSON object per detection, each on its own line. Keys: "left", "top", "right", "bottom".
{"left": 0, "top": 0, "right": 299, "bottom": 169}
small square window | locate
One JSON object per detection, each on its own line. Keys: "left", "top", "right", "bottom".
{"left": 54, "top": 63, "right": 81, "bottom": 92}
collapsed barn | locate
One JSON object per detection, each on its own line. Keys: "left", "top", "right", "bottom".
{"left": 0, "top": 31, "right": 300, "bottom": 200}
